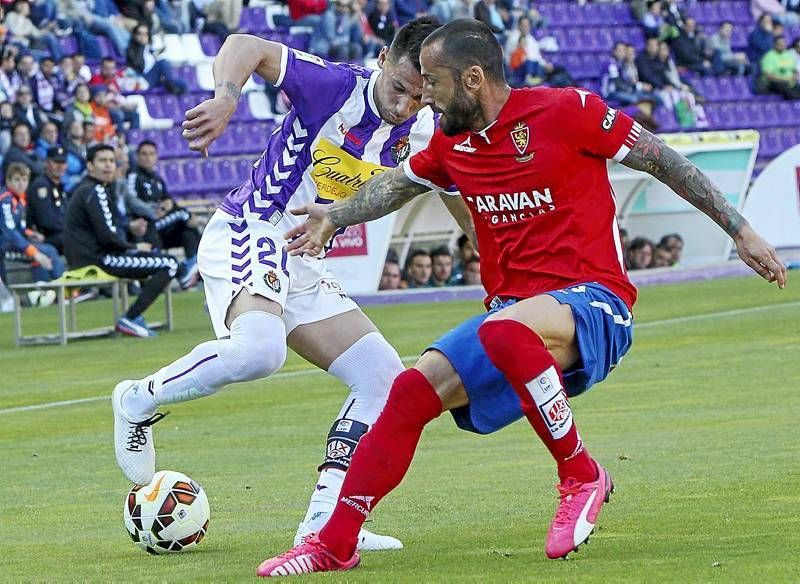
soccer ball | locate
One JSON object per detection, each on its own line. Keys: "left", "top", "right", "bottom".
{"left": 123, "top": 470, "right": 210, "bottom": 555}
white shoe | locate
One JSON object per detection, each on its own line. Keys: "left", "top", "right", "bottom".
{"left": 112, "top": 380, "right": 166, "bottom": 485}
{"left": 294, "top": 521, "right": 403, "bottom": 552}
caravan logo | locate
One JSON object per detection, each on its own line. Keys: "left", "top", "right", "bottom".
{"left": 465, "top": 189, "right": 556, "bottom": 224}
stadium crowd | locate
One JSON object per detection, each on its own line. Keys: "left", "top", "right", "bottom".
{"left": 0, "top": 0, "right": 794, "bottom": 320}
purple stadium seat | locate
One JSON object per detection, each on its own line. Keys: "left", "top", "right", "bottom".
{"left": 95, "top": 36, "right": 117, "bottom": 60}
{"left": 611, "top": 3, "right": 635, "bottom": 25}
{"left": 176, "top": 65, "right": 201, "bottom": 92}
{"left": 213, "top": 128, "right": 237, "bottom": 156}
{"left": 200, "top": 34, "right": 222, "bottom": 57}
{"left": 565, "top": 4, "right": 587, "bottom": 26}
{"left": 161, "top": 130, "right": 189, "bottom": 158}
{"left": 731, "top": 26, "right": 747, "bottom": 50}
{"left": 743, "top": 102, "right": 767, "bottom": 128}
{"left": 760, "top": 129, "right": 782, "bottom": 157}
{"left": 235, "top": 158, "right": 253, "bottom": 179}
{"left": 164, "top": 162, "right": 183, "bottom": 186}
{"left": 240, "top": 6, "right": 267, "bottom": 32}
{"left": 699, "top": 77, "right": 721, "bottom": 101}
{"left": 217, "top": 160, "right": 236, "bottom": 189}
{"left": 58, "top": 35, "right": 78, "bottom": 56}
{"left": 231, "top": 98, "right": 254, "bottom": 122}
{"left": 127, "top": 128, "right": 145, "bottom": 146}
{"left": 779, "top": 129, "right": 798, "bottom": 152}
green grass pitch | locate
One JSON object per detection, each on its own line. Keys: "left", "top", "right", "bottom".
{"left": 1, "top": 275, "right": 798, "bottom": 582}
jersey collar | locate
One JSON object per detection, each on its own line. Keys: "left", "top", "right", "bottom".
{"left": 367, "top": 70, "right": 381, "bottom": 118}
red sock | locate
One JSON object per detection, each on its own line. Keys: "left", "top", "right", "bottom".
{"left": 318, "top": 368, "right": 442, "bottom": 561}
{"left": 478, "top": 319, "right": 596, "bottom": 483}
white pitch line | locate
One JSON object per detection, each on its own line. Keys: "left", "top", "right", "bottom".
{"left": 1, "top": 300, "right": 797, "bottom": 416}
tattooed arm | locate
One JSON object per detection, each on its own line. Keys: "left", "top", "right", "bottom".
{"left": 182, "top": 34, "right": 284, "bottom": 154}
{"left": 622, "top": 128, "right": 786, "bottom": 287}
{"left": 284, "top": 166, "right": 429, "bottom": 256}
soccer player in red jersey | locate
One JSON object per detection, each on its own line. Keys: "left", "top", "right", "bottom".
{"left": 257, "top": 19, "right": 786, "bottom": 576}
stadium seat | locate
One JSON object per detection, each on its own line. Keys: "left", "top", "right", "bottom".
{"left": 248, "top": 92, "right": 276, "bottom": 120}
{"left": 158, "top": 34, "right": 187, "bottom": 65}
{"left": 199, "top": 34, "right": 223, "bottom": 58}
{"left": 240, "top": 6, "right": 268, "bottom": 33}
{"left": 126, "top": 94, "right": 173, "bottom": 130}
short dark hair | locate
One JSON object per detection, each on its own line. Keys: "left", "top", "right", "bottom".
{"left": 457, "top": 234, "right": 470, "bottom": 250}
{"left": 407, "top": 249, "right": 430, "bottom": 263}
{"left": 87, "top": 143, "right": 114, "bottom": 163}
{"left": 388, "top": 15, "right": 441, "bottom": 72}
{"left": 422, "top": 18, "right": 506, "bottom": 83}
{"left": 628, "top": 237, "right": 654, "bottom": 252}
{"left": 430, "top": 245, "right": 452, "bottom": 260}
{"left": 659, "top": 233, "right": 683, "bottom": 247}
{"left": 102, "top": 57, "right": 115, "bottom": 63}
{"left": 137, "top": 140, "right": 158, "bottom": 153}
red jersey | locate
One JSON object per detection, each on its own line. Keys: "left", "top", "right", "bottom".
{"left": 404, "top": 87, "right": 640, "bottom": 309}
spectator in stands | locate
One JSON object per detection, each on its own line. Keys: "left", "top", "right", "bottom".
{"left": 641, "top": 0, "right": 667, "bottom": 39}
{"left": 90, "top": 58, "right": 139, "bottom": 131}
{"left": 310, "top": 0, "right": 365, "bottom": 62}
{"left": 462, "top": 257, "right": 481, "bottom": 285}
{"left": 13, "top": 85, "right": 48, "bottom": 137}
{"left": 89, "top": 85, "right": 116, "bottom": 143}
{"left": 32, "top": 56, "right": 64, "bottom": 121}
{"left": 127, "top": 140, "right": 200, "bottom": 275}
{"left": 430, "top": 245, "right": 459, "bottom": 286}
{"left": 670, "top": 17, "right": 712, "bottom": 75}
{"left": 749, "top": 13, "right": 777, "bottom": 64}
{"left": 81, "top": 118, "right": 97, "bottom": 147}
{"left": 619, "top": 227, "right": 630, "bottom": 251}
{"left": 658, "top": 41, "right": 708, "bottom": 128}
{"left": 274, "top": 0, "right": 327, "bottom": 28}
{"left": 34, "top": 119, "right": 58, "bottom": 158}
{"left": 3, "top": 122, "right": 44, "bottom": 177}
{"left": 474, "top": 0, "right": 506, "bottom": 37}
{"left": 759, "top": 35, "right": 800, "bottom": 98}
{"left": 601, "top": 41, "right": 659, "bottom": 118}
{"left": 62, "top": 119, "right": 86, "bottom": 192}
{"left": 62, "top": 82, "right": 92, "bottom": 132}
{"left": 625, "top": 236, "right": 655, "bottom": 270}
{"left": 379, "top": 258, "right": 402, "bottom": 290}
{"left": 662, "top": 0, "right": 685, "bottom": 30}
{"left": 394, "top": 0, "right": 429, "bottom": 26}
{"left": 353, "top": 0, "right": 383, "bottom": 58}
{"left": 404, "top": 248, "right": 432, "bottom": 288}
{"left": 0, "top": 101, "right": 15, "bottom": 155}
{"left": 27, "top": 145, "right": 67, "bottom": 253}
{"left": 55, "top": 55, "right": 79, "bottom": 106}
{"left": 5, "top": 0, "right": 62, "bottom": 60}
{"left": 751, "top": 0, "right": 798, "bottom": 25}
{"left": 792, "top": 36, "right": 800, "bottom": 73}
{"left": 651, "top": 243, "right": 673, "bottom": 268}
{"left": 710, "top": 21, "right": 751, "bottom": 76}
{"left": 636, "top": 37, "right": 672, "bottom": 90}
{"left": 0, "top": 49, "right": 21, "bottom": 103}
{"left": 59, "top": 0, "right": 131, "bottom": 58}
{"left": 505, "top": 16, "right": 571, "bottom": 87}
{"left": 0, "top": 162, "right": 64, "bottom": 281}
{"left": 64, "top": 144, "right": 180, "bottom": 337}
{"left": 450, "top": 233, "right": 477, "bottom": 282}
{"left": 192, "top": 0, "right": 244, "bottom": 38}
{"left": 72, "top": 52, "right": 91, "bottom": 82}
{"left": 15, "top": 54, "right": 37, "bottom": 94}
{"left": 368, "top": 0, "right": 398, "bottom": 46}
{"left": 658, "top": 233, "right": 684, "bottom": 265}
{"left": 126, "top": 24, "right": 187, "bottom": 95}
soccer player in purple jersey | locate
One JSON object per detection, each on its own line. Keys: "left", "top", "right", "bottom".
{"left": 111, "top": 18, "right": 476, "bottom": 550}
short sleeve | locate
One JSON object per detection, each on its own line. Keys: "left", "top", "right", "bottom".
{"left": 275, "top": 46, "right": 357, "bottom": 123}
{"left": 402, "top": 130, "right": 454, "bottom": 192}
{"left": 560, "top": 89, "right": 642, "bottom": 162}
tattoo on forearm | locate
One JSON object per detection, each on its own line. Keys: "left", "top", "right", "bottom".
{"left": 621, "top": 130, "right": 746, "bottom": 237}
{"left": 328, "top": 167, "right": 428, "bottom": 228}
{"left": 215, "top": 81, "right": 241, "bottom": 100}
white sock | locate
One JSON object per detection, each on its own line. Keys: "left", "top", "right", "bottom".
{"left": 301, "top": 332, "right": 404, "bottom": 530}
{"left": 122, "top": 311, "right": 287, "bottom": 420}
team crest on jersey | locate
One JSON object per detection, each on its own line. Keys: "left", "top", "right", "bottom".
{"left": 264, "top": 270, "right": 281, "bottom": 293}
{"left": 390, "top": 135, "right": 411, "bottom": 164}
{"left": 510, "top": 122, "right": 534, "bottom": 163}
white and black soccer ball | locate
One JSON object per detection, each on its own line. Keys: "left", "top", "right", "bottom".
{"left": 123, "top": 470, "right": 210, "bottom": 555}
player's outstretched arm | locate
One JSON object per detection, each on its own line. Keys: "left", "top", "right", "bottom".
{"left": 439, "top": 193, "right": 478, "bottom": 251}
{"left": 182, "top": 34, "right": 284, "bottom": 155}
{"left": 621, "top": 128, "right": 786, "bottom": 288}
{"left": 285, "top": 166, "right": 429, "bottom": 256}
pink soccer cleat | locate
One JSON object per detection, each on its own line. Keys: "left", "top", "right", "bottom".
{"left": 545, "top": 463, "right": 614, "bottom": 559}
{"left": 256, "top": 535, "right": 360, "bottom": 577}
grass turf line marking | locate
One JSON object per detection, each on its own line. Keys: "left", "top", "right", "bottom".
{"left": 2, "top": 300, "right": 798, "bottom": 416}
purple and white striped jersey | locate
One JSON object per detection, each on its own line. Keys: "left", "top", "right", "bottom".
{"left": 220, "top": 45, "right": 440, "bottom": 228}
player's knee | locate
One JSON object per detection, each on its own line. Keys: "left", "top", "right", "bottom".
{"left": 221, "top": 311, "right": 287, "bottom": 382}
{"left": 478, "top": 319, "right": 544, "bottom": 366}
{"left": 383, "top": 367, "right": 442, "bottom": 424}
{"left": 330, "top": 332, "right": 404, "bottom": 398}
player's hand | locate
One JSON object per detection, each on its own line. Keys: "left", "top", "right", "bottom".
{"left": 283, "top": 203, "right": 337, "bottom": 257}
{"left": 181, "top": 96, "right": 237, "bottom": 156}
{"left": 734, "top": 223, "right": 786, "bottom": 288}
{"left": 33, "top": 250, "right": 53, "bottom": 271}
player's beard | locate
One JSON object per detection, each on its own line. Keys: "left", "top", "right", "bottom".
{"left": 439, "top": 83, "right": 481, "bottom": 137}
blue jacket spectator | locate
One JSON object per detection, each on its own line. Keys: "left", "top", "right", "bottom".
{"left": 748, "top": 13, "right": 777, "bottom": 63}
{"left": 310, "top": 0, "right": 365, "bottom": 62}
{"left": 395, "top": 0, "right": 430, "bottom": 25}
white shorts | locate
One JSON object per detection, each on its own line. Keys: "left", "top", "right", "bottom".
{"left": 198, "top": 208, "right": 359, "bottom": 338}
